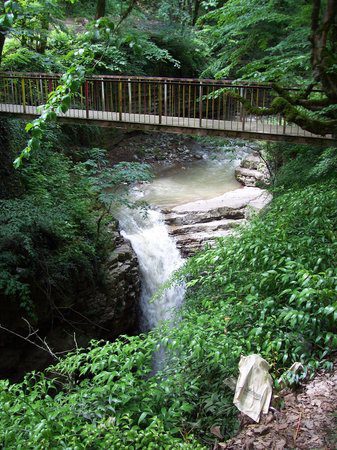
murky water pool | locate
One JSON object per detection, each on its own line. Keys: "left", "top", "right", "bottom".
{"left": 138, "top": 154, "right": 242, "bottom": 209}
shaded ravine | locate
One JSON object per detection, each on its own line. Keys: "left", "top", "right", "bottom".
{"left": 116, "top": 152, "right": 242, "bottom": 329}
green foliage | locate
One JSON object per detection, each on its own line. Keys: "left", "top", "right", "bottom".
{"left": 0, "top": 336, "right": 204, "bottom": 449}
{"left": 0, "top": 43, "right": 58, "bottom": 71}
{"left": 1, "top": 163, "right": 336, "bottom": 447}
{"left": 147, "top": 23, "right": 208, "bottom": 77}
{"left": 80, "top": 148, "right": 153, "bottom": 235}
{"left": 14, "top": 62, "right": 87, "bottom": 166}
{"left": 1, "top": 118, "right": 154, "bottom": 316}
{"left": 200, "top": 0, "right": 312, "bottom": 83}
{"left": 0, "top": 136, "right": 101, "bottom": 314}
{"left": 263, "top": 143, "right": 337, "bottom": 189}
{"left": 1, "top": 0, "right": 208, "bottom": 76}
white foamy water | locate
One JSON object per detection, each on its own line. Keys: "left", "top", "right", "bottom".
{"left": 116, "top": 149, "right": 246, "bottom": 331}
{"left": 117, "top": 207, "right": 185, "bottom": 330}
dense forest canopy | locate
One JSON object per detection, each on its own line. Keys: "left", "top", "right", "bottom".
{"left": 0, "top": 1, "right": 336, "bottom": 449}
{"left": 1, "top": 0, "right": 336, "bottom": 146}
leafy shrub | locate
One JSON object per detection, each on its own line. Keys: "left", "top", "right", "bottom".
{"left": 0, "top": 336, "right": 204, "bottom": 449}
{"left": 264, "top": 143, "right": 337, "bottom": 189}
{"left": 0, "top": 145, "right": 101, "bottom": 315}
{"left": 1, "top": 173, "right": 336, "bottom": 448}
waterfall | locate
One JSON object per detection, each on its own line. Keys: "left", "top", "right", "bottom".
{"left": 117, "top": 207, "right": 185, "bottom": 331}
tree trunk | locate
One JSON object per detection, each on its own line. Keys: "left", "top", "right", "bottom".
{"left": 36, "top": 15, "right": 49, "bottom": 54}
{"left": 95, "top": 0, "right": 106, "bottom": 19}
{"left": 0, "top": 32, "right": 5, "bottom": 65}
{"left": 310, "top": 0, "right": 337, "bottom": 102}
{"left": 115, "top": 0, "right": 137, "bottom": 31}
{"left": 192, "top": 0, "right": 201, "bottom": 26}
{"left": 0, "top": 0, "right": 6, "bottom": 65}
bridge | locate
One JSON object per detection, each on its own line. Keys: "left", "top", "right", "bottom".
{"left": 0, "top": 72, "right": 335, "bottom": 145}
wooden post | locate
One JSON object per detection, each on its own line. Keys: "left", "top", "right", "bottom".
{"left": 283, "top": 117, "right": 287, "bottom": 134}
{"left": 138, "top": 81, "right": 141, "bottom": 114}
{"left": 241, "top": 87, "right": 246, "bottom": 131}
{"left": 118, "top": 81, "right": 123, "bottom": 121}
{"left": 85, "top": 80, "right": 89, "bottom": 119}
{"left": 21, "top": 78, "right": 26, "bottom": 113}
{"left": 199, "top": 81, "right": 203, "bottom": 128}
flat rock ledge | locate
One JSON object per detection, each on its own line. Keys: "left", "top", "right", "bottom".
{"left": 164, "top": 187, "right": 272, "bottom": 257}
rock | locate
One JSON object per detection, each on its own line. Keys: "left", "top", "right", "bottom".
{"left": 235, "top": 167, "right": 266, "bottom": 187}
{"left": 163, "top": 187, "right": 272, "bottom": 256}
{"left": 235, "top": 153, "right": 270, "bottom": 187}
{"left": 252, "top": 425, "right": 271, "bottom": 435}
{"left": 210, "top": 425, "right": 224, "bottom": 439}
{"left": 0, "top": 228, "right": 141, "bottom": 381}
{"left": 240, "top": 153, "right": 262, "bottom": 170}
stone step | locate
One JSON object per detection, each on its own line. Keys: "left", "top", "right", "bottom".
{"left": 174, "top": 229, "right": 234, "bottom": 246}
{"left": 175, "top": 229, "right": 235, "bottom": 257}
{"left": 169, "top": 218, "right": 246, "bottom": 235}
{"left": 164, "top": 207, "right": 245, "bottom": 226}
{"left": 163, "top": 186, "right": 272, "bottom": 257}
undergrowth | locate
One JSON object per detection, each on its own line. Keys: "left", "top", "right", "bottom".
{"left": 0, "top": 145, "right": 336, "bottom": 448}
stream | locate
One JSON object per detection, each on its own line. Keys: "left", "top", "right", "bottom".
{"left": 117, "top": 152, "right": 242, "bottom": 331}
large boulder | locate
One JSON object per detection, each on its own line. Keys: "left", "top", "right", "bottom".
{"left": 164, "top": 187, "right": 272, "bottom": 257}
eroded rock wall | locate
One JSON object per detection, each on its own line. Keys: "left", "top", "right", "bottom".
{"left": 0, "top": 226, "right": 140, "bottom": 381}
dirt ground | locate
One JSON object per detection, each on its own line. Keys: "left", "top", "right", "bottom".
{"left": 217, "top": 363, "right": 337, "bottom": 450}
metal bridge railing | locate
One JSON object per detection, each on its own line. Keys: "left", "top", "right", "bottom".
{"left": 0, "top": 72, "right": 330, "bottom": 140}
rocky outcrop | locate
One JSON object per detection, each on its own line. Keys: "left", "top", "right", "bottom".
{"left": 81, "top": 230, "right": 141, "bottom": 338}
{"left": 235, "top": 152, "right": 270, "bottom": 187}
{"left": 103, "top": 130, "right": 206, "bottom": 165}
{"left": 164, "top": 187, "right": 272, "bottom": 256}
{"left": 0, "top": 226, "right": 141, "bottom": 381}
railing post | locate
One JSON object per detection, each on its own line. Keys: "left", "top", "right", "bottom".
{"left": 85, "top": 80, "right": 90, "bottom": 119}
{"left": 21, "top": 79, "right": 26, "bottom": 114}
{"left": 158, "top": 82, "right": 162, "bottom": 124}
{"left": 128, "top": 79, "right": 132, "bottom": 115}
{"left": 164, "top": 81, "right": 167, "bottom": 117}
{"left": 101, "top": 80, "right": 105, "bottom": 112}
{"left": 199, "top": 81, "right": 203, "bottom": 128}
{"left": 118, "top": 81, "right": 123, "bottom": 121}
{"left": 240, "top": 87, "right": 246, "bottom": 131}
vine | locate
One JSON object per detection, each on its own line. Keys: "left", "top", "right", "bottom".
{"left": 13, "top": 60, "right": 88, "bottom": 167}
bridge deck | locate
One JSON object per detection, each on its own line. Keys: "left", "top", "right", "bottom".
{"left": 0, "top": 103, "right": 333, "bottom": 145}
{"left": 0, "top": 73, "right": 335, "bottom": 144}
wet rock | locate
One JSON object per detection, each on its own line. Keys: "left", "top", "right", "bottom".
{"left": 164, "top": 187, "right": 272, "bottom": 256}
{"left": 235, "top": 167, "right": 266, "bottom": 187}
{"left": 235, "top": 153, "right": 270, "bottom": 187}
{"left": 83, "top": 233, "right": 141, "bottom": 336}
{"left": 106, "top": 131, "right": 207, "bottom": 165}
{"left": 241, "top": 152, "right": 262, "bottom": 170}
